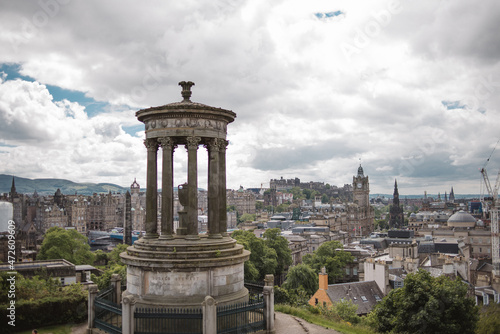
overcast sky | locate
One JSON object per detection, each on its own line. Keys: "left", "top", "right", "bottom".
{"left": 0, "top": 0, "right": 499, "bottom": 195}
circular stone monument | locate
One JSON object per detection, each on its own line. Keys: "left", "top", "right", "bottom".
{"left": 121, "top": 82, "right": 250, "bottom": 307}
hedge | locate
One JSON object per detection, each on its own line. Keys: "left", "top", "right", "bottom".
{"left": 0, "top": 294, "right": 87, "bottom": 333}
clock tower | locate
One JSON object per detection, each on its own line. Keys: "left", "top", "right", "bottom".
{"left": 353, "top": 164, "right": 369, "bottom": 207}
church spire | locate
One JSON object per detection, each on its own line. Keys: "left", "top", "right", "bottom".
{"left": 393, "top": 179, "right": 400, "bottom": 205}
{"left": 10, "top": 176, "right": 17, "bottom": 200}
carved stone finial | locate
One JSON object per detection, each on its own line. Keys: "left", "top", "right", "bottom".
{"left": 179, "top": 81, "right": 195, "bottom": 102}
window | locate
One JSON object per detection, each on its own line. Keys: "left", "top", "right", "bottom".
{"left": 361, "top": 296, "right": 368, "bottom": 302}
{"left": 353, "top": 268, "right": 358, "bottom": 275}
{"left": 374, "top": 295, "right": 381, "bottom": 301}
{"left": 315, "top": 298, "right": 318, "bottom": 305}
{"left": 323, "top": 301, "right": 326, "bottom": 307}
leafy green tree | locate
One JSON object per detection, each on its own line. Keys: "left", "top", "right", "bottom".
{"left": 375, "top": 219, "right": 388, "bottom": 231}
{"left": 108, "top": 243, "right": 129, "bottom": 265}
{"left": 276, "top": 203, "right": 289, "bottom": 213}
{"left": 238, "top": 213, "right": 256, "bottom": 224}
{"left": 255, "top": 201, "right": 264, "bottom": 211}
{"left": 232, "top": 230, "right": 277, "bottom": 280}
{"left": 321, "top": 194, "right": 329, "bottom": 204}
{"left": 302, "top": 189, "right": 313, "bottom": 200}
{"left": 331, "top": 300, "right": 359, "bottom": 324}
{"left": 302, "top": 241, "right": 353, "bottom": 283}
{"left": 91, "top": 264, "right": 126, "bottom": 290}
{"left": 289, "top": 187, "right": 305, "bottom": 200}
{"left": 370, "top": 269, "right": 479, "bottom": 334}
{"left": 282, "top": 264, "right": 318, "bottom": 296}
{"left": 477, "top": 303, "right": 500, "bottom": 334}
{"left": 37, "top": 227, "right": 95, "bottom": 265}
{"left": 264, "top": 205, "right": 274, "bottom": 213}
{"left": 263, "top": 228, "right": 292, "bottom": 277}
{"left": 93, "top": 249, "right": 108, "bottom": 266}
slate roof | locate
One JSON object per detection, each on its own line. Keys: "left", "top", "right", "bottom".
{"left": 325, "top": 281, "right": 384, "bottom": 315}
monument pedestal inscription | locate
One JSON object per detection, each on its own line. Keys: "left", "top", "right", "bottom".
{"left": 121, "top": 82, "right": 249, "bottom": 308}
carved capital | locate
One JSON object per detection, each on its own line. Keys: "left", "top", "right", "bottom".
{"left": 204, "top": 138, "right": 220, "bottom": 153}
{"left": 186, "top": 136, "right": 201, "bottom": 150}
{"left": 158, "top": 137, "right": 176, "bottom": 151}
{"left": 144, "top": 138, "right": 158, "bottom": 151}
{"left": 218, "top": 139, "right": 229, "bottom": 151}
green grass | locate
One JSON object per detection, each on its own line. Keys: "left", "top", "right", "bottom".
{"left": 275, "top": 304, "right": 377, "bottom": 334}
{"left": 15, "top": 323, "right": 82, "bottom": 334}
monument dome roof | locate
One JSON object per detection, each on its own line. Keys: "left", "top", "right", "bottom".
{"left": 448, "top": 210, "right": 476, "bottom": 224}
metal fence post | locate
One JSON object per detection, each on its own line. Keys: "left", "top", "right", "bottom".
{"left": 264, "top": 274, "right": 275, "bottom": 334}
{"left": 202, "top": 296, "right": 217, "bottom": 334}
{"left": 86, "top": 284, "right": 99, "bottom": 334}
{"left": 122, "top": 292, "right": 137, "bottom": 334}
{"left": 111, "top": 273, "right": 122, "bottom": 304}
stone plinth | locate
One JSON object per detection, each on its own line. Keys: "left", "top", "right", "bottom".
{"left": 121, "top": 236, "right": 250, "bottom": 307}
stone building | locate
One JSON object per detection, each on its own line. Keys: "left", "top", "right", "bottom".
{"left": 42, "top": 203, "right": 68, "bottom": 231}
{"left": 226, "top": 187, "right": 256, "bottom": 215}
{"left": 349, "top": 165, "right": 375, "bottom": 237}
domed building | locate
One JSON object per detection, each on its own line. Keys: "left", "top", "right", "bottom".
{"left": 447, "top": 210, "right": 476, "bottom": 228}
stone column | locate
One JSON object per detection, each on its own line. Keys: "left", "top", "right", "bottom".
{"left": 122, "top": 292, "right": 137, "bottom": 334}
{"left": 186, "top": 136, "right": 201, "bottom": 239}
{"left": 202, "top": 296, "right": 217, "bottom": 334}
{"left": 86, "top": 284, "right": 98, "bottom": 334}
{"left": 124, "top": 191, "right": 132, "bottom": 245}
{"left": 264, "top": 275, "right": 275, "bottom": 334}
{"left": 111, "top": 274, "right": 122, "bottom": 304}
{"left": 144, "top": 138, "right": 159, "bottom": 239}
{"left": 218, "top": 140, "right": 229, "bottom": 236}
{"left": 206, "top": 139, "right": 221, "bottom": 239}
{"left": 159, "top": 137, "right": 176, "bottom": 240}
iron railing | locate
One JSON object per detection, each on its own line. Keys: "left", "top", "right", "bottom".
{"left": 135, "top": 307, "right": 203, "bottom": 334}
{"left": 95, "top": 287, "right": 122, "bottom": 334}
{"left": 216, "top": 297, "right": 265, "bottom": 334}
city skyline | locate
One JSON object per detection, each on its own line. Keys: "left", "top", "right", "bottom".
{"left": 0, "top": 1, "right": 499, "bottom": 194}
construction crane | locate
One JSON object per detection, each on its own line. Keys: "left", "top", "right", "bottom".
{"left": 480, "top": 140, "right": 500, "bottom": 277}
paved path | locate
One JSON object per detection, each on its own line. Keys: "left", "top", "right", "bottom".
{"left": 275, "top": 312, "right": 341, "bottom": 334}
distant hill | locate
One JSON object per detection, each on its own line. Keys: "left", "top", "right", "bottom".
{"left": 0, "top": 174, "right": 128, "bottom": 195}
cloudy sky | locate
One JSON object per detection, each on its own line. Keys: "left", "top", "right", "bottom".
{"left": 0, "top": 0, "right": 499, "bottom": 195}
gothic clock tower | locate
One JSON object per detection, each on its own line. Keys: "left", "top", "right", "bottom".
{"left": 353, "top": 164, "right": 369, "bottom": 207}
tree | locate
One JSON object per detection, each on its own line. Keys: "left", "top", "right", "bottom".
{"left": 288, "top": 187, "right": 305, "bottom": 200}
{"left": 232, "top": 230, "right": 277, "bottom": 280}
{"left": 263, "top": 228, "right": 292, "bottom": 277}
{"left": 276, "top": 203, "right": 289, "bottom": 213}
{"left": 255, "top": 201, "right": 264, "bottom": 211}
{"left": 93, "top": 249, "right": 108, "bottom": 266}
{"left": 321, "top": 194, "right": 329, "bottom": 204}
{"left": 238, "top": 213, "right": 256, "bottom": 224}
{"left": 37, "top": 227, "right": 95, "bottom": 265}
{"left": 302, "top": 241, "right": 353, "bottom": 283}
{"left": 282, "top": 263, "right": 318, "bottom": 296}
{"left": 477, "top": 303, "right": 500, "bottom": 334}
{"left": 370, "top": 269, "right": 479, "bottom": 334}
{"left": 108, "top": 243, "right": 129, "bottom": 266}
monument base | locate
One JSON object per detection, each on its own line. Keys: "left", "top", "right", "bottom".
{"left": 120, "top": 236, "right": 250, "bottom": 308}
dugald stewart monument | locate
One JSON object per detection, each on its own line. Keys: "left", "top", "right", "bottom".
{"left": 120, "top": 81, "right": 250, "bottom": 308}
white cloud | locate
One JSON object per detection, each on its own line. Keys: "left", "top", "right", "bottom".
{"left": 0, "top": 0, "right": 499, "bottom": 194}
